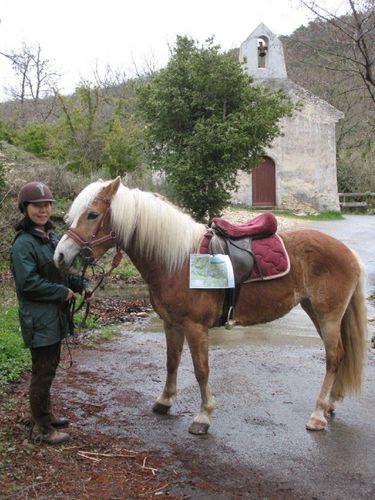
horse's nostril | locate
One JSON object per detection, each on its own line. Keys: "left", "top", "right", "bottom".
{"left": 58, "top": 252, "right": 64, "bottom": 264}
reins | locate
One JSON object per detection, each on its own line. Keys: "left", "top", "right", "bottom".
{"left": 62, "top": 248, "right": 123, "bottom": 370}
{"left": 69, "top": 248, "right": 123, "bottom": 328}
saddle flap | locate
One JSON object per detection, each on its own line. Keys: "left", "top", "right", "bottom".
{"left": 209, "top": 235, "right": 254, "bottom": 285}
{"left": 210, "top": 212, "right": 277, "bottom": 239}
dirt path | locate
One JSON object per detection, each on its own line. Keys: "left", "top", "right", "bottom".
{"left": 3, "top": 311, "right": 374, "bottom": 499}
{"left": 1, "top": 329, "right": 291, "bottom": 499}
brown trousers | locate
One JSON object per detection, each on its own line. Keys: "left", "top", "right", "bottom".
{"left": 29, "top": 342, "right": 61, "bottom": 433}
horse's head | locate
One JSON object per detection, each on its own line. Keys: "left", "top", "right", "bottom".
{"left": 54, "top": 177, "right": 121, "bottom": 270}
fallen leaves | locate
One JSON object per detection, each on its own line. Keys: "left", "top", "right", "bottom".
{"left": 87, "top": 296, "right": 152, "bottom": 324}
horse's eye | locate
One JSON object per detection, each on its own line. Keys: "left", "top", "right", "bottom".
{"left": 87, "top": 212, "right": 100, "bottom": 220}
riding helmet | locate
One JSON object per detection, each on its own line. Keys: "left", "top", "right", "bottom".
{"left": 17, "top": 181, "right": 54, "bottom": 213}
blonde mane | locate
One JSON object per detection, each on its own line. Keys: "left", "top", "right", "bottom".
{"left": 68, "top": 180, "right": 206, "bottom": 273}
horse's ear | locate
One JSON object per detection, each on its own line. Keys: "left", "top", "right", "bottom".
{"left": 109, "top": 177, "right": 121, "bottom": 197}
{"left": 100, "top": 176, "right": 121, "bottom": 200}
{"left": 97, "top": 178, "right": 104, "bottom": 183}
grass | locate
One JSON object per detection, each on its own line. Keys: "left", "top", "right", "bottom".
{"left": 0, "top": 304, "right": 31, "bottom": 386}
{"left": 115, "top": 259, "right": 140, "bottom": 281}
{"left": 267, "top": 209, "right": 343, "bottom": 220}
{"left": 0, "top": 283, "right": 31, "bottom": 386}
{"left": 83, "top": 326, "right": 119, "bottom": 349}
{"left": 227, "top": 206, "right": 344, "bottom": 221}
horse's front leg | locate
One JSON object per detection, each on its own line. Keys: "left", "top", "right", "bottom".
{"left": 153, "top": 321, "right": 185, "bottom": 414}
{"left": 185, "top": 322, "right": 216, "bottom": 435}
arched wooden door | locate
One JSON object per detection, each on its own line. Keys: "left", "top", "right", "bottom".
{"left": 252, "top": 156, "right": 276, "bottom": 207}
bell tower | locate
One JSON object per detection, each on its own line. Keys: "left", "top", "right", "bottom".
{"left": 239, "top": 23, "right": 287, "bottom": 80}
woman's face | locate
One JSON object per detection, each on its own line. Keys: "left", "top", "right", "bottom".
{"left": 26, "top": 202, "right": 52, "bottom": 228}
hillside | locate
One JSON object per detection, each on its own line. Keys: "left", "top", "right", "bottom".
{"left": 0, "top": 141, "right": 85, "bottom": 258}
{"left": 0, "top": 12, "right": 374, "bottom": 195}
{"left": 281, "top": 16, "right": 375, "bottom": 192}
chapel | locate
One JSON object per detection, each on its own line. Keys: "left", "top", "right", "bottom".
{"left": 233, "top": 23, "right": 342, "bottom": 212}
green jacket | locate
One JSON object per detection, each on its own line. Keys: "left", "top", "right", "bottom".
{"left": 10, "top": 228, "right": 82, "bottom": 349}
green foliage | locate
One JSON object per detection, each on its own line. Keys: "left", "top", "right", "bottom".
{"left": 0, "top": 122, "right": 17, "bottom": 143}
{"left": 102, "top": 112, "right": 142, "bottom": 178}
{"left": 115, "top": 259, "right": 140, "bottom": 281}
{"left": 49, "top": 84, "right": 143, "bottom": 177}
{"left": 0, "top": 306, "right": 31, "bottom": 386}
{"left": 99, "top": 327, "right": 115, "bottom": 342}
{"left": 50, "top": 86, "right": 102, "bottom": 175}
{"left": 137, "top": 36, "right": 293, "bottom": 221}
{"left": 16, "top": 122, "right": 51, "bottom": 156}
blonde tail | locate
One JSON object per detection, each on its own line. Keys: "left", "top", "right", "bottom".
{"left": 331, "top": 256, "right": 368, "bottom": 400}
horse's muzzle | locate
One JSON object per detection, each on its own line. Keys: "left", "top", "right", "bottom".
{"left": 56, "top": 252, "right": 65, "bottom": 266}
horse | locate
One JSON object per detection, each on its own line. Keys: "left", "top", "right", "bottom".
{"left": 54, "top": 177, "right": 368, "bottom": 435}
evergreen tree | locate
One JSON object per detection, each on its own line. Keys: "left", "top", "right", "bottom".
{"left": 137, "top": 36, "right": 293, "bottom": 220}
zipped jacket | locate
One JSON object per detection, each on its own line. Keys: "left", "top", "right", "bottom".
{"left": 10, "top": 228, "right": 82, "bottom": 348}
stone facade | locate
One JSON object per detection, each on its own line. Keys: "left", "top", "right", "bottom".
{"left": 233, "top": 23, "right": 343, "bottom": 212}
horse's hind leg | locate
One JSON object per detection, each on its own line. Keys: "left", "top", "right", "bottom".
{"left": 185, "top": 322, "right": 216, "bottom": 435}
{"left": 305, "top": 316, "right": 344, "bottom": 431}
{"left": 153, "top": 321, "right": 184, "bottom": 414}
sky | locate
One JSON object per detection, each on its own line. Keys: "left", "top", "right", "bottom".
{"left": 0, "top": 0, "right": 348, "bottom": 102}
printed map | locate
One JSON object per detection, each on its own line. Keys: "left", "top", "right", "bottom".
{"left": 189, "top": 254, "right": 235, "bottom": 289}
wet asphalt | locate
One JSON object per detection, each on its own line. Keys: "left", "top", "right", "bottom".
{"left": 61, "top": 215, "right": 375, "bottom": 499}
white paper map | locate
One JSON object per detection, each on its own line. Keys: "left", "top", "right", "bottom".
{"left": 189, "top": 254, "right": 235, "bottom": 289}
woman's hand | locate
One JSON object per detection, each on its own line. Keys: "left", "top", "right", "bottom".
{"left": 65, "top": 289, "right": 77, "bottom": 301}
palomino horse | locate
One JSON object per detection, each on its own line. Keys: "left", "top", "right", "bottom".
{"left": 54, "top": 177, "right": 368, "bottom": 435}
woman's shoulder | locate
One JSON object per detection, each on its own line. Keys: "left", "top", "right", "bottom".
{"left": 12, "top": 230, "right": 40, "bottom": 249}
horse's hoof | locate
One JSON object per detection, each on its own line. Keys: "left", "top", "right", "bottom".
{"left": 188, "top": 422, "right": 209, "bottom": 435}
{"left": 305, "top": 416, "right": 327, "bottom": 431}
{"left": 152, "top": 402, "right": 171, "bottom": 414}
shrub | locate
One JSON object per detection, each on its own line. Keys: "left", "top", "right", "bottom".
{"left": 0, "top": 122, "right": 16, "bottom": 143}
{"left": 16, "top": 122, "right": 50, "bottom": 156}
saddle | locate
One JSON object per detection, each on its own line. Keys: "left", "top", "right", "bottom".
{"left": 199, "top": 212, "right": 282, "bottom": 329}
{"left": 208, "top": 212, "right": 277, "bottom": 284}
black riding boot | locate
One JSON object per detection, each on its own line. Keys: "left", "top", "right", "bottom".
{"left": 29, "top": 342, "right": 69, "bottom": 444}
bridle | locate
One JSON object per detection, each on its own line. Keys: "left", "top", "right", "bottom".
{"left": 65, "top": 197, "right": 118, "bottom": 264}
{"left": 63, "top": 196, "right": 123, "bottom": 329}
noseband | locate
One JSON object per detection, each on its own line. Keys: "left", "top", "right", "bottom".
{"left": 65, "top": 198, "right": 117, "bottom": 263}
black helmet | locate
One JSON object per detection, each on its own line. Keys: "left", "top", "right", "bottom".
{"left": 18, "top": 182, "right": 54, "bottom": 213}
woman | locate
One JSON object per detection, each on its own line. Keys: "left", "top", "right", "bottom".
{"left": 10, "top": 181, "right": 83, "bottom": 445}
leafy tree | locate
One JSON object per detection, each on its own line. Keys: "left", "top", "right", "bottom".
{"left": 55, "top": 85, "right": 102, "bottom": 175}
{"left": 51, "top": 84, "right": 142, "bottom": 176}
{"left": 137, "top": 36, "right": 293, "bottom": 220}
{"left": 102, "top": 113, "right": 142, "bottom": 177}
